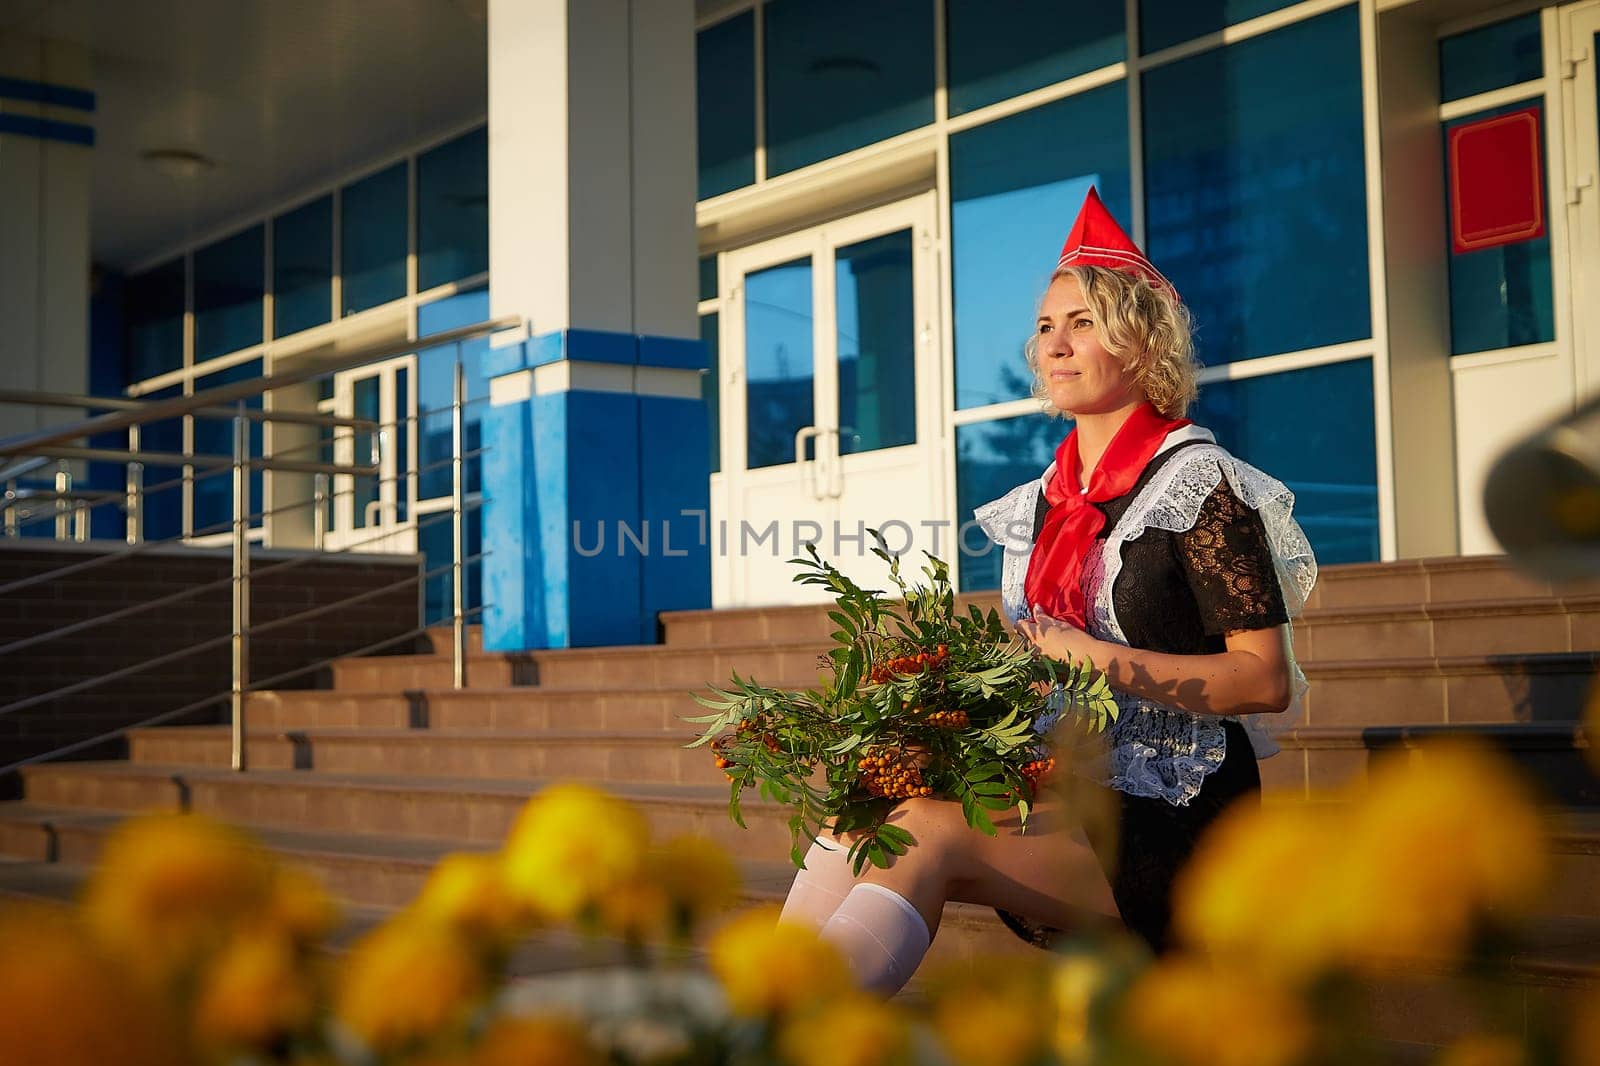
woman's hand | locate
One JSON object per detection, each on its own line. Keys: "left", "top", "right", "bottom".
{"left": 1014, "top": 613, "right": 1109, "bottom": 670}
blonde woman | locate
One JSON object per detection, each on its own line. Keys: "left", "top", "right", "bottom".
{"left": 777, "top": 188, "right": 1317, "bottom": 993}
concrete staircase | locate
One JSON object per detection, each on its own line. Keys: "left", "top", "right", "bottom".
{"left": 0, "top": 555, "right": 1595, "bottom": 1045}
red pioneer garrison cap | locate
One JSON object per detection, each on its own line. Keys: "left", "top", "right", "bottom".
{"left": 1055, "top": 187, "right": 1177, "bottom": 298}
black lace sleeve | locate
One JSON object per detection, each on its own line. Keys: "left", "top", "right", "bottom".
{"left": 1177, "top": 479, "right": 1289, "bottom": 636}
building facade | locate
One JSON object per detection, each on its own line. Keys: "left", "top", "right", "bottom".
{"left": 3, "top": 0, "right": 1598, "bottom": 648}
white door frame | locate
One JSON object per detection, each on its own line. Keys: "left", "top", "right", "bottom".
{"left": 327, "top": 354, "right": 415, "bottom": 554}
{"left": 715, "top": 190, "right": 945, "bottom": 605}
{"left": 1563, "top": 1, "right": 1600, "bottom": 396}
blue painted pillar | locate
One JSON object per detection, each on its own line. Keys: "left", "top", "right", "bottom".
{"left": 482, "top": 330, "right": 709, "bottom": 650}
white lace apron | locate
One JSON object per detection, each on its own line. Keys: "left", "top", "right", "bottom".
{"left": 971, "top": 427, "right": 1318, "bottom": 806}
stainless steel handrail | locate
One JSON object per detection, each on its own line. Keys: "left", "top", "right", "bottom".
{"left": 0, "top": 325, "right": 505, "bottom": 774}
{"left": 0, "top": 317, "right": 518, "bottom": 458}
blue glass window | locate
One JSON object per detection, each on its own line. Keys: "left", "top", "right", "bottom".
{"left": 191, "top": 359, "right": 264, "bottom": 534}
{"left": 417, "top": 287, "right": 489, "bottom": 500}
{"left": 1192, "top": 358, "right": 1379, "bottom": 564}
{"left": 419, "top": 502, "right": 481, "bottom": 626}
{"left": 699, "top": 255, "right": 718, "bottom": 303}
{"left": 836, "top": 230, "right": 916, "bottom": 454}
{"left": 138, "top": 384, "right": 184, "bottom": 542}
{"left": 341, "top": 163, "right": 407, "bottom": 316}
{"left": 956, "top": 412, "right": 1064, "bottom": 591}
{"left": 193, "top": 226, "right": 264, "bottom": 362}
{"left": 702, "top": 311, "right": 721, "bottom": 475}
{"left": 273, "top": 196, "right": 333, "bottom": 338}
{"left": 1443, "top": 101, "right": 1555, "bottom": 355}
{"left": 697, "top": 12, "right": 756, "bottom": 199}
{"left": 947, "top": 0, "right": 1123, "bottom": 116}
{"left": 1140, "top": 0, "right": 1299, "bottom": 55}
{"left": 763, "top": 0, "right": 934, "bottom": 177}
{"left": 417, "top": 127, "right": 488, "bottom": 290}
{"left": 126, "top": 259, "right": 185, "bottom": 382}
{"left": 1440, "top": 14, "right": 1542, "bottom": 104}
{"left": 1142, "top": 7, "right": 1370, "bottom": 364}
{"left": 950, "top": 83, "right": 1130, "bottom": 409}
{"left": 744, "top": 257, "right": 814, "bottom": 469}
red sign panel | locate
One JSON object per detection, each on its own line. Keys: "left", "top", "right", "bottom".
{"left": 1448, "top": 106, "right": 1546, "bottom": 254}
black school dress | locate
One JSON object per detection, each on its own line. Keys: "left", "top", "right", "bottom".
{"left": 998, "top": 441, "right": 1290, "bottom": 954}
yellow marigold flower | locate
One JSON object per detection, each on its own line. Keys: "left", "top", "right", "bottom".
{"left": 194, "top": 930, "right": 317, "bottom": 1052}
{"left": 335, "top": 916, "right": 487, "bottom": 1053}
{"left": 262, "top": 866, "right": 340, "bottom": 945}
{"left": 1053, "top": 952, "right": 1113, "bottom": 1063}
{"left": 469, "top": 1016, "right": 604, "bottom": 1066}
{"left": 1174, "top": 801, "right": 1346, "bottom": 980}
{"left": 1437, "top": 1034, "right": 1527, "bottom": 1066}
{"left": 502, "top": 784, "right": 650, "bottom": 922}
{"left": 415, "top": 851, "right": 527, "bottom": 945}
{"left": 81, "top": 812, "right": 276, "bottom": 987}
{"left": 929, "top": 955, "right": 1056, "bottom": 1066}
{"left": 597, "top": 874, "right": 671, "bottom": 944}
{"left": 780, "top": 994, "right": 912, "bottom": 1066}
{"left": 708, "top": 906, "right": 850, "bottom": 1016}
{"left": 1566, "top": 983, "right": 1600, "bottom": 1066}
{"left": 1121, "top": 957, "right": 1311, "bottom": 1066}
{"left": 0, "top": 901, "right": 173, "bottom": 1066}
{"left": 652, "top": 834, "right": 742, "bottom": 936}
{"left": 1337, "top": 741, "right": 1548, "bottom": 969}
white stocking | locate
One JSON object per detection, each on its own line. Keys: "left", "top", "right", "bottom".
{"left": 818, "top": 882, "right": 932, "bottom": 996}
{"left": 778, "top": 837, "right": 856, "bottom": 931}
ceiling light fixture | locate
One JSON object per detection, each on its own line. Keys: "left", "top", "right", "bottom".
{"left": 141, "top": 148, "right": 216, "bottom": 179}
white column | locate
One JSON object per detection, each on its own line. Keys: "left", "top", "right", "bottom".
{"left": 0, "top": 36, "right": 93, "bottom": 437}
{"left": 488, "top": 0, "right": 698, "bottom": 340}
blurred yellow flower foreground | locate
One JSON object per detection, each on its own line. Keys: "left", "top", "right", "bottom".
{"left": 0, "top": 744, "right": 1593, "bottom": 1066}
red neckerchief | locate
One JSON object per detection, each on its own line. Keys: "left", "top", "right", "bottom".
{"left": 1023, "top": 403, "right": 1191, "bottom": 629}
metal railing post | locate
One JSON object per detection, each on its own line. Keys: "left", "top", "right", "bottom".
{"left": 313, "top": 473, "right": 328, "bottom": 551}
{"left": 54, "top": 463, "right": 70, "bottom": 540}
{"left": 231, "top": 403, "right": 250, "bottom": 771}
{"left": 451, "top": 353, "right": 467, "bottom": 690}
{"left": 73, "top": 500, "right": 88, "bottom": 542}
{"left": 3, "top": 480, "right": 15, "bottom": 537}
{"left": 126, "top": 424, "right": 143, "bottom": 545}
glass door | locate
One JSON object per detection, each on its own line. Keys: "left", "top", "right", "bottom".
{"left": 327, "top": 355, "right": 414, "bottom": 553}
{"left": 716, "top": 192, "right": 944, "bottom": 605}
{"left": 1565, "top": 2, "right": 1600, "bottom": 393}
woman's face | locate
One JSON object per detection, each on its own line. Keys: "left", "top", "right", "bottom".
{"left": 1035, "top": 274, "right": 1145, "bottom": 417}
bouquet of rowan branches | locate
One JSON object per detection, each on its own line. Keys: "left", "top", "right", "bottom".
{"left": 687, "top": 539, "right": 1119, "bottom": 873}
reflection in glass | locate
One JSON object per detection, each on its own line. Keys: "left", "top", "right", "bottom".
{"left": 763, "top": 0, "right": 934, "bottom": 176}
{"left": 417, "top": 127, "right": 488, "bottom": 290}
{"left": 1142, "top": 7, "right": 1369, "bottom": 364}
{"left": 702, "top": 312, "right": 721, "bottom": 475}
{"left": 1439, "top": 14, "right": 1542, "bottom": 104}
{"left": 194, "top": 226, "right": 264, "bottom": 362}
{"left": 1191, "top": 357, "right": 1378, "bottom": 564}
{"left": 697, "top": 12, "right": 756, "bottom": 199}
{"left": 273, "top": 196, "right": 333, "bottom": 338}
{"left": 420, "top": 501, "right": 481, "bottom": 626}
{"left": 192, "top": 359, "right": 264, "bottom": 534}
{"left": 1139, "top": 0, "right": 1299, "bottom": 54}
{"left": 417, "top": 288, "right": 489, "bottom": 500}
{"left": 341, "top": 163, "right": 407, "bottom": 316}
{"left": 353, "top": 376, "right": 381, "bottom": 528}
{"left": 1443, "top": 101, "right": 1555, "bottom": 355}
{"left": 744, "top": 258, "right": 814, "bottom": 469}
{"left": 126, "top": 259, "right": 185, "bottom": 381}
{"left": 950, "top": 83, "right": 1129, "bottom": 409}
{"left": 699, "top": 255, "right": 719, "bottom": 303}
{"left": 946, "top": 0, "right": 1122, "bottom": 115}
{"left": 836, "top": 230, "right": 915, "bottom": 454}
{"left": 139, "top": 384, "right": 184, "bottom": 541}
{"left": 955, "top": 412, "right": 1064, "bottom": 592}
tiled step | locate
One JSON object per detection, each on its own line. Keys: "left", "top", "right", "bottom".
{"left": 244, "top": 690, "right": 415, "bottom": 730}
{"left": 1262, "top": 723, "right": 1596, "bottom": 807}
{"left": 1292, "top": 595, "right": 1600, "bottom": 662}
{"left": 423, "top": 625, "right": 485, "bottom": 656}
{"left": 0, "top": 805, "right": 1033, "bottom": 968}
{"left": 329, "top": 651, "right": 536, "bottom": 692}
{"left": 15, "top": 762, "right": 801, "bottom": 864}
{"left": 1297, "top": 652, "right": 1597, "bottom": 727}
{"left": 126, "top": 727, "right": 719, "bottom": 786}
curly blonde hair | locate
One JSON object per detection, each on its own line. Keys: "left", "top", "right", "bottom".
{"left": 1024, "top": 265, "right": 1200, "bottom": 419}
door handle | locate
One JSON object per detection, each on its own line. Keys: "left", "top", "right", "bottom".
{"left": 822, "top": 426, "right": 847, "bottom": 500}
{"left": 795, "top": 425, "right": 824, "bottom": 500}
